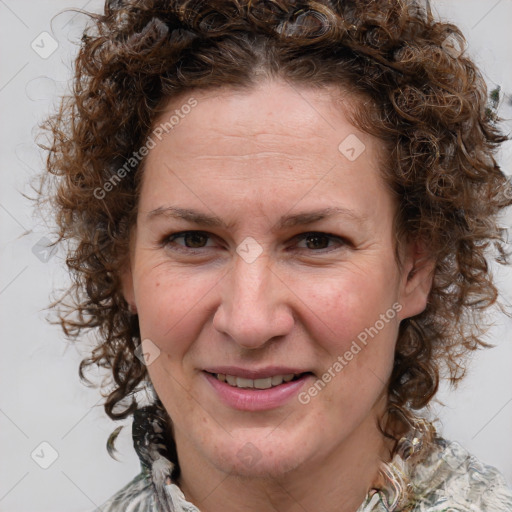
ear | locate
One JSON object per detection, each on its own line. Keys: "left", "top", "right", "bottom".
{"left": 397, "top": 239, "right": 435, "bottom": 321}
{"left": 119, "top": 230, "right": 137, "bottom": 314}
{"left": 120, "top": 263, "right": 137, "bottom": 314}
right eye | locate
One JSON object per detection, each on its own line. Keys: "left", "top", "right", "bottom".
{"left": 161, "top": 230, "right": 217, "bottom": 252}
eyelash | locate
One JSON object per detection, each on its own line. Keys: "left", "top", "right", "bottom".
{"left": 160, "top": 230, "right": 348, "bottom": 254}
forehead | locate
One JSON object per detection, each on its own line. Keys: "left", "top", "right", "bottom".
{"left": 137, "top": 79, "right": 392, "bottom": 224}
{"left": 151, "top": 79, "right": 364, "bottom": 149}
{"left": 145, "top": 80, "right": 386, "bottom": 168}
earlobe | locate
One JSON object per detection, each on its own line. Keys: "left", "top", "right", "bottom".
{"left": 398, "top": 240, "right": 435, "bottom": 320}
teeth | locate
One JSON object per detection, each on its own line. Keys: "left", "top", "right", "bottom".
{"left": 236, "top": 377, "right": 254, "bottom": 388}
{"left": 215, "top": 373, "right": 299, "bottom": 389}
{"left": 271, "top": 375, "right": 283, "bottom": 386}
{"left": 254, "top": 377, "right": 272, "bottom": 389}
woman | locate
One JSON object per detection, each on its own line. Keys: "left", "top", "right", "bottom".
{"left": 38, "top": 0, "right": 512, "bottom": 510}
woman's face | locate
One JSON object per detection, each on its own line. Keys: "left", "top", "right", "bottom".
{"left": 121, "top": 79, "right": 432, "bottom": 479}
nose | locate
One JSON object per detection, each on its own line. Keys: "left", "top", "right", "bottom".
{"left": 212, "top": 252, "right": 295, "bottom": 350}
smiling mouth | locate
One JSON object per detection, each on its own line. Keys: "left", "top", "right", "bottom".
{"left": 204, "top": 371, "right": 313, "bottom": 390}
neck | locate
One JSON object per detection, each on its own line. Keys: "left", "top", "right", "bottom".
{"left": 174, "top": 400, "right": 397, "bottom": 512}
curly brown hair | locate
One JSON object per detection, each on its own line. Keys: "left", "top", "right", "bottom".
{"left": 37, "top": 0, "right": 512, "bottom": 464}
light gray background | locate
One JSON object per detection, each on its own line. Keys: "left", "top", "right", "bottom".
{"left": 1, "top": 1, "right": 511, "bottom": 511}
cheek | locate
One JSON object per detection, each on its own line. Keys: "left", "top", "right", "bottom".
{"left": 297, "top": 271, "right": 400, "bottom": 414}
{"left": 297, "top": 267, "right": 400, "bottom": 351}
{"left": 134, "top": 266, "right": 216, "bottom": 355}
{"left": 134, "top": 254, "right": 401, "bottom": 372}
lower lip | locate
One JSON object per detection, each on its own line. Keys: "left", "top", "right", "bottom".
{"left": 203, "top": 371, "right": 313, "bottom": 411}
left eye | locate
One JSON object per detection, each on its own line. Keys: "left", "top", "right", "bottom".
{"left": 294, "top": 232, "right": 345, "bottom": 251}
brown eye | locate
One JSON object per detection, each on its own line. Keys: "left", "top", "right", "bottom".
{"left": 163, "top": 231, "right": 213, "bottom": 250}
{"left": 294, "top": 232, "right": 346, "bottom": 252}
{"left": 181, "top": 232, "right": 209, "bottom": 248}
{"left": 304, "top": 234, "right": 330, "bottom": 250}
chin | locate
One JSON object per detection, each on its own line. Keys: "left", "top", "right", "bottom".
{"left": 207, "top": 433, "right": 311, "bottom": 479}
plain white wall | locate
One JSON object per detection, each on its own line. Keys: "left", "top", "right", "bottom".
{"left": 0, "top": 1, "right": 511, "bottom": 511}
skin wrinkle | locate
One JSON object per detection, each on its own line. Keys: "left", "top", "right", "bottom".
{"left": 145, "top": 205, "right": 371, "bottom": 239}
{"left": 144, "top": 216, "right": 379, "bottom": 267}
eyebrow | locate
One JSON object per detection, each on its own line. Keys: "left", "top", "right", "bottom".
{"left": 145, "top": 205, "right": 367, "bottom": 231}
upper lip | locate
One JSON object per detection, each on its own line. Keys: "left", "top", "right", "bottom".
{"left": 203, "top": 366, "right": 312, "bottom": 379}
